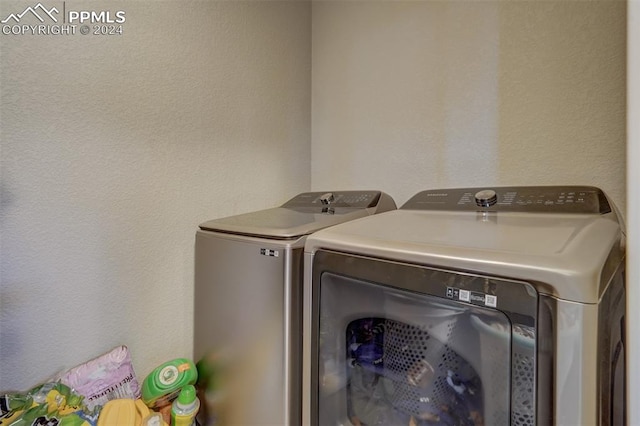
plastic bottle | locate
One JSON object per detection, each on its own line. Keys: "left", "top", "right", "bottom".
{"left": 170, "top": 385, "right": 200, "bottom": 426}
{"left": 141, "top": 358, "right": 198, "bottom": 408}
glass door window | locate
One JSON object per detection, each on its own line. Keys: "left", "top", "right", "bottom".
{"left": 316, "top": 273, "right": 513, "bottom": 426}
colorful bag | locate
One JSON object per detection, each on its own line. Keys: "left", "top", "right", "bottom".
{"left": 0, "top": 381, "right": 100, "bottom": 426}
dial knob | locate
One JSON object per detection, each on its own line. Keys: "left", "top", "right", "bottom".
{"left": 319, "top": 192, "right": 335, "bottom": 205}
{"left": 475, "top": 189, "right": 498, "bottom": 207}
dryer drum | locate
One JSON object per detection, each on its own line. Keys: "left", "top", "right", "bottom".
{"left": 345, "top": 317, "right": 483, "bottom": 426}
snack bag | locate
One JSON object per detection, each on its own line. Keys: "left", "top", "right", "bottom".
{"left": 0, "top": 381, "right": 100, "bottom": 426}
{"left": 58, "top": 346, "right": 141, "bottom": 410}
{"left": 0, "top": 390, "right": 33, "bottom": 425}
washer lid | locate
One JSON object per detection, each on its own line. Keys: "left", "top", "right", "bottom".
{"left": 199, "top": 191, "right": 395, "bottom": 239}
{"left": 306, "top": 190, "right": 624, "bottom": 303}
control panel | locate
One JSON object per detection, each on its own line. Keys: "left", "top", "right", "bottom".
{"left": 401, "top": 186, "right": 611, "bottom": 214}
{"left": 282, "top": 191, "right": 382, "bottom": 209}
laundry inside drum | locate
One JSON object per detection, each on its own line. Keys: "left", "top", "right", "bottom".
{"left": 345, "top": 317, "right": 484, "bottom": 426}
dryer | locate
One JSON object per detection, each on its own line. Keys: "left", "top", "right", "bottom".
{"left": 302, "top": 186, "right": 625, "bottom": 426}
{"left": 194, "top": 190, "right": 396, "bottom": 426}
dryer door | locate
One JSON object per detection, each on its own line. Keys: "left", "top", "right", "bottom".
{"left": 309, "top": 250, "right": 540, "bottom": 426}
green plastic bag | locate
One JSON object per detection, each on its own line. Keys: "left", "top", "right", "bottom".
{"left": 0, "top": 382, "right": 100, "bottom": 426}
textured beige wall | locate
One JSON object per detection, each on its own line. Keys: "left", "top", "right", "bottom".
{"left": 311, "top": 1, "right": 626, "bottom": 214}
{"left": 0, "top": 1, "right": 311, "bottom": 389}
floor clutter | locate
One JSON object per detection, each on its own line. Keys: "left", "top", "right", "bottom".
{"left": 0, "top": 346, "right": 211, "bottom": 426}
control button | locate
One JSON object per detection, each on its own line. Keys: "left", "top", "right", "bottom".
{"left": 319, "top": 192, "right": 335, "bottom": 205}
{"left": 475, "top": 189, "right": 498, "bottom": 207}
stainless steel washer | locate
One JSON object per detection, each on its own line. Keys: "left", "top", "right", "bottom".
{"left": 302, "top": 186, "right": 625, "bottom": 426}
{"left": 194, "top": 191, "right": 396, "bottom": 426}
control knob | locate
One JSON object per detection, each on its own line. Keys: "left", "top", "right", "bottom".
{"left": 475, "top": 189, "right": 498, "bottom": 207}
{"left": 319, "top": 192, "right": 335, "bottom": 205}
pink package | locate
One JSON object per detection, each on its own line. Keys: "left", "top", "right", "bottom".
{"left": 58, "top": 345, "right": 141, "bottom": 409}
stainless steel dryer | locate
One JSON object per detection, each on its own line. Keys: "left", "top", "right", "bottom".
{"left": 194, "top": 190, "right": 396, "bottom": 426}
{"left": 302, "top": 186, "right": 625, "bottom": 426}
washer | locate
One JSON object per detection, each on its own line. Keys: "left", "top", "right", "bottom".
{"left": 302, "top": 186, "right": 625, "bottom": 426}
{"left": 194, "top": 190, "right": 396, "bottom": 426}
